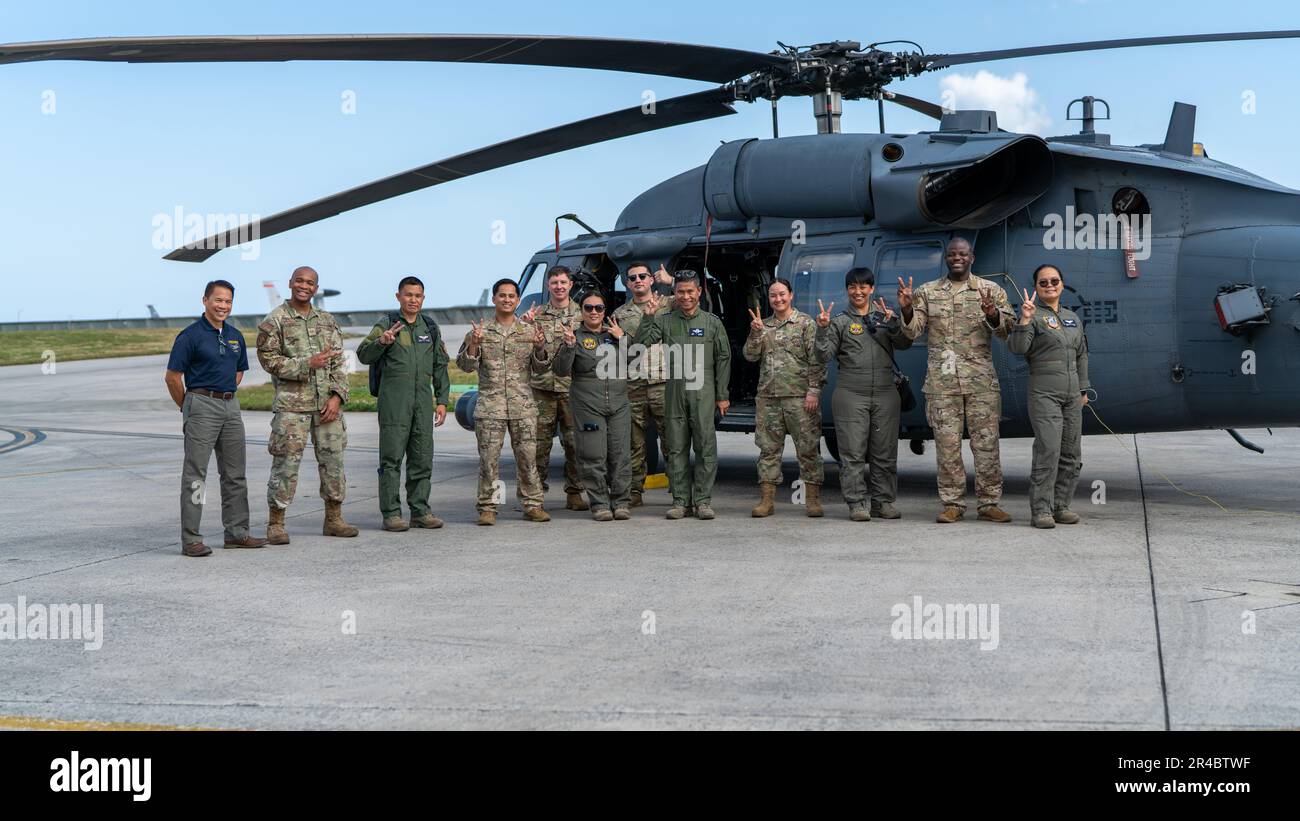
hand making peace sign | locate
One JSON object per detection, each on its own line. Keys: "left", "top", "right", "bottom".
{"left": 1019, "top": 288, "right": 1037, "bottom": 324}
{"left": 378, "top": 320, "right": 404, "bottom": 346}
{"left": 747, "top": 307, "right": 765, "bottom": 333}
{"left": 815, "top": 299, "right": 834, "bottom": 328}
{"left": 896, "top": 276, "right": 914, "bottom": 310}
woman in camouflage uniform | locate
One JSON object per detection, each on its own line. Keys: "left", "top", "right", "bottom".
{"left": 743, "top": 278, "right": 826, "bottom": 517}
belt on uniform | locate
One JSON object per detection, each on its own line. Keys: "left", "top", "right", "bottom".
{"left": 188, "top": 388, "right": 236, "bottom": 400}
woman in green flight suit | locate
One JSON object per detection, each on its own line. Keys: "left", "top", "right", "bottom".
{"left": 1008, "top": 264, "right": 1091, "bottom": 529}
{"left": 553, "top": 290, "right": 633, "bottom": 521}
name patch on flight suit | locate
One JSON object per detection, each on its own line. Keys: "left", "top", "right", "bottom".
{"left": 581, "top": 337, "right": 597, "bottom": 350}
{"left": 848, "top": 322, "right": 864, "bottom": 335}
{"left": 417, "top": 333, "right": 432, "bottom": 343}
{"left": 689, "top": 328, "right": 705, "bottom": 337}
{"left": 1062, "top": 318, "right": 1078, "bottom": 327}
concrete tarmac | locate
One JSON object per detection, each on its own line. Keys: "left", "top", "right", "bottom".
{"left": 0, "top": 348, "right": 1296, "bottom": 730}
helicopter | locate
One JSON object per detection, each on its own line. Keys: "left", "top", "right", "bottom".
{"left": 7, "top": 30, "right": 1299, "bottom": 463}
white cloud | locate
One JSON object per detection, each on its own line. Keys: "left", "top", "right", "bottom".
{"left": 937, "top": 70, "right": 1053, "bottom": 134}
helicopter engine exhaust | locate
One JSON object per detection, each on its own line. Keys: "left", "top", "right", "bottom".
{"left": 703, "top": 132, "right": 1053, "bottom": 231}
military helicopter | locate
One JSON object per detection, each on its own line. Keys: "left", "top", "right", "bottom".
{"left": 8, "top": 30, "right": 1299, "bottom": 463}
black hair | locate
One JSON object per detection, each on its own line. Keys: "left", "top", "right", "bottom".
{"left": 547, "top": 265, "right": 573, "bottom": 282}
{"left": 1032, "top": 264, "right": 1063, "bottom": 284}
{"left": 769, "top": 277, "right": 794, "bottom": 295}
{"left": 672, "top": 269, "right": 701, "bottom": 288}
{"left": 204, "top": 279, "right": 235, "bottom": 298}
{"left": 577, "top": 289, "right": 606, "bottom": 308}
{"left": 491, "top": 278, "right": 519, "bottom": 297}
{"left": 625, "top": 261, "right": 652, "bottom": 275}
{"left": 844, "top": 267, "right": 875, "bottom": 288}
{"left": 397, "top": 275, "right": 424, "bottom": 292}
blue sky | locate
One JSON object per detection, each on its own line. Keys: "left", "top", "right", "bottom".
{"left": 2, "top": 0, "right": 1299, "bottom": 320}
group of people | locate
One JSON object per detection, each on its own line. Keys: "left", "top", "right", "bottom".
{"left": 166, "top": 238, "right": 1090, "bottom": 556}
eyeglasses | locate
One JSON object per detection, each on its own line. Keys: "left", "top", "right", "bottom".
{"left": 1037, "top": 278, "right": 1061, "bottom": 287}
{"left": 582, "top": 304, "right": 606, "bottom": 313}
{"left": 628, "top": 273, "right": 652, "bottom": 281}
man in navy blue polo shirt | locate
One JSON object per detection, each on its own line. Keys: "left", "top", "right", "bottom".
{"left": 165, "top": 280, "right": 268, "bottom": 557}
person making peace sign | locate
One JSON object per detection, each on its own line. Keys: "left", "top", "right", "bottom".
{"left": 742, "top": 277, "right": 827, "bottom": 518}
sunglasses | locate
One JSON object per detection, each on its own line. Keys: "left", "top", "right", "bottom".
{"left": 582, "top": 304, "right": 606, "bottom": 313}
{"left": 1037, "top": 278, "right": 1061, "bottom": 287}
{"left": 628, "top": 273, "right": 652, "bottom": 281}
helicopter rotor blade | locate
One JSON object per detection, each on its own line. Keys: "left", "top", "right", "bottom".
{"left": 925, "top": 30, "right": 1300, "bottom": 70}
{"left": 884, "top": 92, "right": 945, "bottom": 121}
{"left": 0, "top": 34, "right": 786, "bottom": 83}
{"left": 163, "top": 87, "right": 737, "bottom": 262}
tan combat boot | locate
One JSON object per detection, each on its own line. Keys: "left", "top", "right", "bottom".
{"left": 266, "top": 506, "right": 290, "bottom": 545}
{"left": 936, "top": 506, "right": 964, "bottom": 523}
{"left": 751, "top": 482, "right": 776, "bottom": 518}
{"left": 477, "top": 510, "right": 496, "bottom": 526}
{"left": 977, "top": 506, "right": 1012, "bottom": 523}
{"left": 523, "top": 506, "right": 551, "bottom": 522}
{"left": 630, "top": 490, "right": 643, "bottom": 508}
{"left": 805, "top": 483, "right": 824, "bottom": 518}
{"left": 566, "top": 492, "right": 590, "bottom": 511}
{"left": 323, "top": 500, "right": 359, "bottom": 537}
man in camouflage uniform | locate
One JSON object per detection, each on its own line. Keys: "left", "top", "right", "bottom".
{"left": 529, "top": 265, "right": 586, "bottom": 510}
{"left": 458, "top": 278, "right": 553, "bottom": 525}
{"left": 899, "top": 238, "right": 1015, "bottom": 523}
{"left": 256, "top": 266, "right": 358, "bottom": 542}
{"left": 743, "top": 278, "right": 825, "bottom": 518}
{"left": 610, "top": 262, "right": 671, "bottom": 507}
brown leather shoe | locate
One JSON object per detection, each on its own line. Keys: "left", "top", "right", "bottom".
{"left": 477, "top": 510, "right": 496, "bottom": 526}
{"left": 977, "top": 506, "right": 1012, "bottom": 523}
{"left": 410, "top": 514, "right": 444, "bottom": 529}
{"left": 935, "top": 506, "right": 964, "bottom": 523}
{"left": 565, "top": 492, "right": 590, "bottom": 511}
{"left": 223, "top": 536, "right": 268, "bottom": 549}
{"left": 523, "top": 506, "right": 551, "bottom": 522}
{"left": 182, "top": 542, "right": 212, "bottom": 557}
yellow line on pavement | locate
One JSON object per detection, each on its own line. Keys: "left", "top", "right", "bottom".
{"left": 0, "top": 714, "right": 221, "bottom": 731}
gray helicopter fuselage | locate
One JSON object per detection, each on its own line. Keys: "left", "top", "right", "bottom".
{"left": 510, "top": 123, "right": 1300, "bottom": 442}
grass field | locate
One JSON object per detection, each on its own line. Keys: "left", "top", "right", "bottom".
{"left": 237, "top": 367, "right": 477, "bottom": 413}
{"left": 0, "top": 328, "right": 181, "bottom": 366}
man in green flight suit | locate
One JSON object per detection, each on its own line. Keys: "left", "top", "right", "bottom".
{"left": 356, "top": 276, "right": 451, "bottom": 532}
{"left": 634, "top": 270, "right": 731, "bottom": 520}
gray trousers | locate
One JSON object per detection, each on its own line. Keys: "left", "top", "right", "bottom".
{"left": 572, "top": 399, "right": 632, "bottom": 511}
{"left": 832, "top": 386, "right": 901, "bottom": 507}
{"left": 181, "top": 392, "right": 251, "bottom": 546}
{"left": 1028, "top": 391, "right": 1083, "bottom": 515}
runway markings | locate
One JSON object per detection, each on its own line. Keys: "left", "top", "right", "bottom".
{"left": 0, "top": 714, "right": 220, "bottom": 731}
{"left": 0, "top": 423, "right": 478, "bottom": 460}
{"left": 0, "top": 426, "right": 45, "bottom": 456}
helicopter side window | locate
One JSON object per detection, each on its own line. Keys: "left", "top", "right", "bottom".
{"left": 875, "top": 243, "right": 944, "bottom": 293}
{"left": 786, "top": 250, "right": 855, "bottom": 316}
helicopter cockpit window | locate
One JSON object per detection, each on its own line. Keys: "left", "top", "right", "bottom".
{"left": 518, "top": 262, "right": 547, "bottom": 311}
